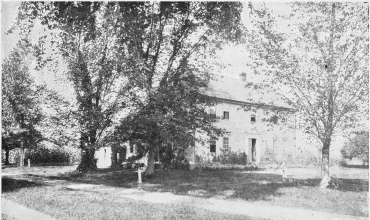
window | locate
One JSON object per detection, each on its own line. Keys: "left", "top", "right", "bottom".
{"left": 272, "top": 139, "right": 277, "bottom": 153}
{"left": 210, "top": 136, "right": 216, "bottom": 153}
{"left": 251, "top": 114, "right": 256, "bottom": 123}
{"left": 281, "top": 117, "right": 286, "bottom": 124}
{"left": 223, "top": 111, "right": 229, "bottom": 119}
{"left": 210, "top": 107, "right": 216, "bottom": 119}
{"left": 271, "top": 115, "right": 278, "bottom": 124}
{"left": 223, "top": 137, "right": 229, "bottom": 151}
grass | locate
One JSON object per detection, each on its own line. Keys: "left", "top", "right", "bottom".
{"left": 1, "top": 179, "right": 266, "bottom": 220}
{"left": 2, "top": 165, "right": 368, "bottom": 218}
{"left": 55, "top": 168, "right": 369, "bottom": 217}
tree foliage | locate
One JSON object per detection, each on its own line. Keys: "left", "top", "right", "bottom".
{"left": 2, "top": 41, "right": 44, "bottom": 149}
{"left": 109, "top": 2, "right": 244, "bottom": 175}
{"left": 17, "top": 2, "right": 139, "bottom": 171}
{"left": 247, "top": 2, "right": 369, "bottom": 186}
{"left": 16, "top": 2, "right": 244, "bottom": 173}
{"left": 341, "top": 131, "right": 369, "bottom": 164}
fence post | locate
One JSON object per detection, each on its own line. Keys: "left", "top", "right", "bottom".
{"left": 138, "top": 167, "right": 142, "bottom": 184}
{"left": 28, "top": 159, "right": 30, "bottom": 168}
{"left": 20, "top": 140, "right": 24, "bottom": 167}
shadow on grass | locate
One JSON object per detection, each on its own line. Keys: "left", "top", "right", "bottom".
{"left": 23, "top": 168, "right": 369, "bottom": 202}
{"left": 2, "top": 177, "right": 44, "bottom": 193}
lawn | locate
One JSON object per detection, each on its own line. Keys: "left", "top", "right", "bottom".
{"left": 59, "top": 167, "right": 368, "bottom": 217}
{"left": 1, "top": 178, "right": 265, "bottom": 220}
{"left": 2, "top": 165, "right": 368, "bottom": 218}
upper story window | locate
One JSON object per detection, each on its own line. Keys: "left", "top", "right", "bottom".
{"left": 281, "top": 116, "right": 286, "bottom": 124}
{"left": 280, "top": 113, "right": 287, "bottom": 124}
{"left": 210, "top": 136, "right": 216, "bottom": 153}
{"left": 223, "top": 137, "right": 229, "bottom": 151}
{"left": 223, "top": 111, "right": 229, "bottom": 120}
{"left": 251, "top": 114, "right": 256, "bottom": 123}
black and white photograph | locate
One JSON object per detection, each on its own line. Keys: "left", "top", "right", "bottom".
{"left": 1, "top": 1, "right": 368, "bottom": 220}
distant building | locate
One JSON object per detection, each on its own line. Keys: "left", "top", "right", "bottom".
{"left": 187, "top": 73, "right": 297, "bottom": 164}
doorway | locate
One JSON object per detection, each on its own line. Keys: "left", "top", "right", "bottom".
{"left": 251, "top": 138, "right": 256, "bottom": 162}
{"left": 247, "top": 138, "right": 258, "bottom": 163}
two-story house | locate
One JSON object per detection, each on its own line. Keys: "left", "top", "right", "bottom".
{"left": 186, "top": 73, "right": 296, "bottom": 164}
{"left": 95, "top": 73, "right": 296, "bottom": 167}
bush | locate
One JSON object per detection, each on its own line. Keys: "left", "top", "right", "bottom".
{"left": 2, "top": 148, "right": 21, "bottom": 164}
{"left": 158, "top": 145, "right": 189, "bottom": 170}
{"left": 194, "top": 154, "right": 259, "bottom": 171}
{"left": 212, "top": 150, "right": 247, "bottom": 165}
{"left": 260, "top": 148, "right": 340, "bottom": 167}
{"left": 260, "top": 148, "right": 277, "bottom": 164}
{"left": 341, "top": 131, "right": 369, "bottom": 164}
{"left": 23, "top": 147, "right": 74, "bottom": 164}
{"left": 260, "top": 148, "right": 296, "bottom": 165}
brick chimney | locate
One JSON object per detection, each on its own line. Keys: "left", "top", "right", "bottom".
{"left": 239, "top": 72, "right": 246, "bottom": 81}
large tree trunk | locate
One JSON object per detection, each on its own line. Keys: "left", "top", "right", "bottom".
{"left": 145, "top": 147, "right": 155, "bottom": 176}
{"left": 77, "top": 148, "right": 97, "bottom": 172}
{"left": 19, "top": 140, "right": 25, "bottom": 167}
{"left": 320, "top": 140, "right": 331, "bottom": 188}
{"left": 111, "top": 145, "right": 118, "bottom": 167}
{"left": 5, "top": 149, "right": 10, "bottom": 165}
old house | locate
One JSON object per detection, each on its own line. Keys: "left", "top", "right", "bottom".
{"left": 95, "top": 73, "right": 297, "bottom": 167}
{"left": 187, "top": 73, "right": 297, "bottom": 164}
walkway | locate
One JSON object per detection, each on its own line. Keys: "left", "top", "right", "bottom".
{"left": 65, "top": 183, "right": 368, "bottom": 220}
{"left": 2, "top": 199, "right": 56, "bottom": 220}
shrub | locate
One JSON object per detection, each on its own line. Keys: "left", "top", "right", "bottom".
{"left": 194, "top": 154, "right": 259, "bottom": 171}
{"left": 261, "top": 148, "right": 340, "bottom": 167}
{"left": 212, "top": 150, "right": 247, "bottom": 165}
{"left": 260, "top": 148, "right": 277, "bottom": 164}
{"left": 23, "top": 147, "right": 74, "bottom": 164}
{"left": 341, "top": 131, "right": 369, "bottom": 164}
{"left": 2, "top": 148, "right": 22, "bottom": 164}
{"left": 158, "top": 145, "right": 189, "bottom": 170}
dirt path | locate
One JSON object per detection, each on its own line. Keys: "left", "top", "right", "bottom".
{"left": 2, "top": 199, "right": 56, "bottom": 220}
{"left": 63, "top": 182, "right": 367, "bottom": 220}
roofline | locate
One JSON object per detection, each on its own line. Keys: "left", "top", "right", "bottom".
{"left": 212, "top": 97, "right": 296, "bottom": 112}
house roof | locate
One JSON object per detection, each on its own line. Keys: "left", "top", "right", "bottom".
{"left": 205, "top": 75, "right": 293, "bottom": 110}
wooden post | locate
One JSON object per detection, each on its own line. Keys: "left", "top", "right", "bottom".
{"left": 138, "top": 167, "right": 142, "bottom": 184}
{"left": 20, "top": 140, "right": 24, "bottom": 167}
{"left": 28, "top": 159, "right": 30, "bottom": 168}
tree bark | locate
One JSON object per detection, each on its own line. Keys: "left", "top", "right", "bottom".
{"left": 111, "top": 145, "right": 118, "bottom": 167}
{"left": 145, "top": 147, "right": 155, "bottom": 176}
{"left": 5, "top": 149, "right": 10, "bottom": 165}
{"left": 77, "top": 148, "right": 97, "bottom": 172}
{"left": 20, "top": 140, "right": 24, "bottom": 167}
{"left": 320, "top": 140, "right": 331, "bottom": 188}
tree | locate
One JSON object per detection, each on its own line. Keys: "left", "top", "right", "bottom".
{"left": 109, "top": 2, "right": 244, "bottom": 175}
{"left": 341, "top": 131, "right": 369, "bottom": 165}
{"left": 2, "top": 40, "right": 44, "bottom": 165}
{"left": 247, "top": 2, "right": 369, "bottom": 187}
{"left": 15, "top": 2, "right": 141, "bottom": 171}
{"left": 114, "top": 73, "right": 224, "bottom": 175}
{"left": 17, "top": 2, "right": 244, "bottom": 173}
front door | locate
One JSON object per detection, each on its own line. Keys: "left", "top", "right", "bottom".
{"left": 251, "top": 138, "right": 256, "bottom": 162}
{"left": 247, "top": 138, "right": 258, "bottom": 163}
